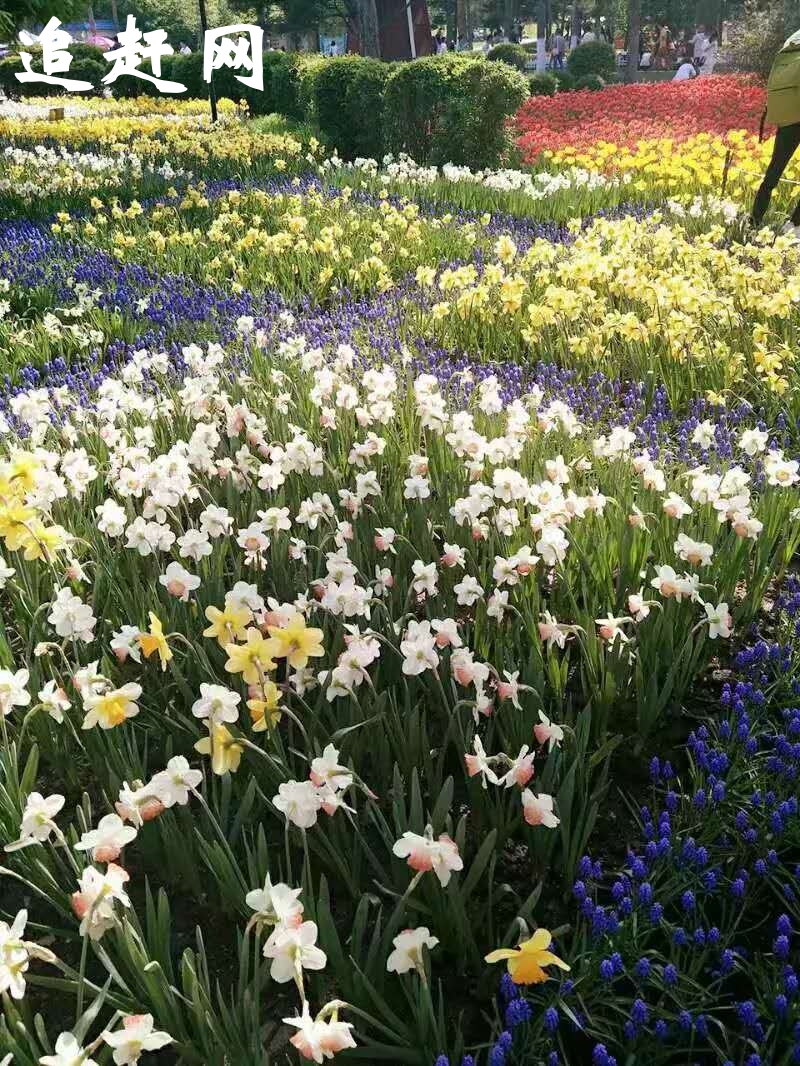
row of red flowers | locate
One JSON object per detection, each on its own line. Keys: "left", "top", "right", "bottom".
{"left": 515, "top": 75, "right": 768, "bottom": 161}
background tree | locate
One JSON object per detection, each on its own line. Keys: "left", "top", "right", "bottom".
{"left": 1, "top": 0, "right": 87, "bottom": 34}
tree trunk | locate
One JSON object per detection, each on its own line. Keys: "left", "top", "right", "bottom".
{"left": 569, "top": 2, "right": 581, "bottom": 48}
{"left": 456, "top": 0, "right": 471, "bottom": 49}
{"left": 625, "top": 0, "right": 640, "bottom": 83}
{"left": 110, "top": 0, "right": 119, "bottom": 30}
{"left": 359, "top": 0, "right": 381, "bottom": 56}
{"left": 536, "top": 0, "right": 547, "bottom": 70}
{"left": 503, "top": 0, "right": 515, "bottom": 40}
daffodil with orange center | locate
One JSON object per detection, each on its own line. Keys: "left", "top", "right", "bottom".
{"left": 224, "top": 628, "right": 276, "bottom": 686}
{"left": 138, "top": 613, "right": 173, "bottom": 671}
{"left": 485, "top": 928, "right": 570, "bottom": 985}
{"left": 263, "top": 612, "right": 324, "bottom": 670}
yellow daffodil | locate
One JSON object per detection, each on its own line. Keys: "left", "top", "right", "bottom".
{"left": 194, "top": 723, "right": 243, "bottom": 775}
{"left": 485, "top": 928, "right": 570, "bottom": 985}
{"left": 138, "top": 613, "right": 173, "bottom": 671}
{"left": 247, "top": 680, "right": 282, "bottom": 732}
{"left": 203, "top": 603, "right": 253, "bottom": 646}
{"left": 224, "top": 628, "right": 276, "bottom": 685}
{"left": 263, "top": 612, "right": 324, "bottom": 670}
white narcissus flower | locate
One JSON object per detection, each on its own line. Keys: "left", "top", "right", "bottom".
{"left": 75, "top": 813, "right": 137, "bottom": 863}
{"left": 39, "top": 1031, "right": 99, "bottom": 1066}
{"left": 191, "top": 683, "right": 241, "bottom": 725}
{"left": 534, "top": 711, "right": 564, "bottom": 751}
{"left": 464, "top": 735, "right": 499, "bottom": 786}
{"left": 149, "top": 756, "right": 202, "bottom": 808}
{"left": 453, "top": 574, "right": 483, "bottom": 606}
{"left": 0, "top": 668, "right": 31, "bottom": 717}
{"left": 263, "top": 919, "right": 327, "bottom": 983}
{"left": 177, "top": 528, "right": 212, "bottom": 562}
{"left": 37, "top": 679, "right": 71, "bottom": 722}
{"left": 245, "top": 875, "right": 304, "bottom": 927}
{"left": 102, "top": 1014, "right": 172, "bottom": 1065}
{"left": 71, "top": 863, "right": 131, "bottom": 940}
{"left": 283, "top": 1000, "right": 357, "bottom": 1062}
{"left": 662, "top": 492, "right": 692, "bottom": 520}
{"left": 81, "top": 683, "right": 142, "bottom": 730}
{"left": 273, "top": 779, "right": 323, "bottom": 829}
{"left": 738, "top": 427, "right": 768, "bottom": 456}
{"left": 5, "top": 791, "right": 65, "bottom": 852}
{"left": 310, "top": 745, "right": 353, "bottom": 792}
{"left": 521, "top": 790, "right": 560, "bottom": 829}
{"left": 674, "top": 533, "right": 713, "bottom": 567}
{"left": 704, "top": 601, "right": 733, "bottom": 639}
{"left": 47, "top": 587, "right": 97, "bottom": 642}
{"left": 392, "top": 828, "right": 463, "bottom": 886}
{"left": 386, "top": 926, "right": 439, "bottom": 975}
{"left": 500, "top": 746, "right": 535, "bottom": 789}
{"left": 400, "top": 620, "right": 439, "bottom": 676}
{"left": 159, "top": 561, "right": 200, "bottom": 602}
{"left": 0, "top": 555, "right": 15, "bottom": 588}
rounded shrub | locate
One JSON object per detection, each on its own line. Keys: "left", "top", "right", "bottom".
{"left": 297, "top": 54, "right": 325, "bottom": 123}
{"left": 67, "top": 57, "right": 106, "bottom": 94}
{"left": 383, "top": 53, "right": 471, "bottom": 161}
{"left": 67, "top": 42, "right": 105, "bottom": 63}
{"left": 528, "top": 71, "right": 558, "bottom": 96}
{"left": 314, "top": 55, "right": 392, "bottom": 160}
{"left": 574, "top": 72, "right": 606, "bottom": 90}
{"left": 486, "top": 42, "right": 529, "bottom": 70}
{"left": 567, "top": 40, "right": 615, "bottom": 79}
{"left": 263, "top": 52, "right": 302, "bottom": 118}
{"left": 437, "top": 57, "right": 529, "bottom": 167}
{"left": 552, "top": 68, "right": 575, "bottom": 91}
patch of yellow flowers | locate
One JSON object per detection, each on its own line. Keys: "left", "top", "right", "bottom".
{"left": 0, "top": 452, "right": 71, "bottom": 562}
{"left": 65, "top": 185, "right": 478, "bottom": 298}
{"left": 413, "top": 214, "right": 800, "bottom": 401}
{"left": 545, "top": 131, "right": 800, "bottom": 203}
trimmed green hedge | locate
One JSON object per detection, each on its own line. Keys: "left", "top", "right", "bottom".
{"left": 566, "top": 41, "right": 616, "bottom": 79}
{"left": 0, "top": 43, "right": 107, "bottom": 98}
{"left": 528, "top": 71, "right": 558, "bottom": 96}
{"left": 313, "top": 55, "right": 392, "bottom": 160}
{"left": 486, "top": 43, "right": 529, "bottom": 70}
{"left": 383, "top": 54, "right": 528, "bottom": 167}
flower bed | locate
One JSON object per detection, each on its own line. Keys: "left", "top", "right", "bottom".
{"left": 515, "top": 76, "right": 768, "bottom": 162}
{"left": 0, "top": 98, "right": 798, "bottom": 1066}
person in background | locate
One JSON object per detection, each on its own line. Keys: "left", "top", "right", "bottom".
{"left": 673, "top": 54, "right": 697, "bottom": 80}
{"left": 691, "top": 24, "right": 708, "bottom": 67}
{"left": 435, "top": 31, "right": 448, "bottom": 53}
{"left": 752, "top": 30, "right": 800, "bottom": 230}
{"left": 655, "top": 23, "right": 672, "bottom": 68}
{"left": 179, "top": 41, "right": 192, "bottom": 55}
{"left": 550, "top": 30, "right": 565, "bottom": 68}
{"left": 639, "top": 47, "right": 653, "bottom": 69}
{"left": 702, "top": 30, "right": 718, "bottom": 74}
{"left": 581, "top": 23, "right": 596, "bottom": 43}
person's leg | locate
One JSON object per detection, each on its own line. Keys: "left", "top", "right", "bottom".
{"left": 753, "top": 123, "right": 800, "bottom": 225}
